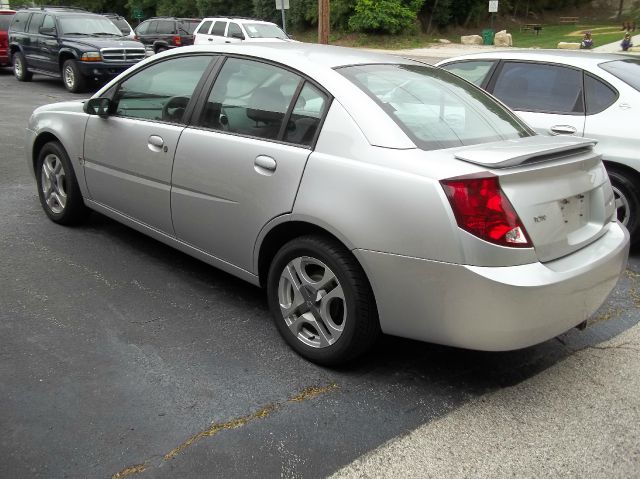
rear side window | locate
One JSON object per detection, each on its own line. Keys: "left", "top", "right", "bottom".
{"left": 156, "top": 20, "right": 175, "bottom": 34}
{"left": 491, "top": 62, "right": 584, "bottom": 114}
{"left": 27, "top": 12, "right": 44, "bottom": 33}
{"left": 211, "top": 21, "right": 226, "bottom": 36}
{"left": 585, "top": 74, "right": 617, "bottom": 115}
{"left": 0, "top": 14, "right": 15, "bottom": 30}
{"left": 600, "top": 59, "right": 640, "bottom": 92}
{"left": 10, "top": 11, "right": 29, "bottom": 32}
{"left": 196, "top": 20, "right": 212, "bottom": 34}
{"left": 440, "top": 60, "right": 495, "bottom": 86}
{"left": 283, "top": 83, "right": 329, "bottom": 146}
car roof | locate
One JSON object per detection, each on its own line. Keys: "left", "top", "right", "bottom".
{"left": 437, "top": 49, "right": 637, "bottom": 67}
{"left": 200, "top": 17, "right": 277, "bottom": 25}
{"left": 0, "top": 10, "right": 16, "bottom": 14}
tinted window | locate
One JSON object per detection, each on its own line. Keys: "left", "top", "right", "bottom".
{"left": 440, "top": 60, "right": 495, "bottom": 86}
{"left": 10, "top": 11, "right": 29, "bottom": 32}
{"left": 585, "top": 74, "right": 617, "bottom": 115}
{"left": 178, "top": 20, "right": 199, "bottom": 34}
{"left": 114, "top": 55, "right": 212, "bottom": 123}
{"left": 600, "top": 59, "right": 640, "bottom": 92}
{"left": 42, "top": 15, "right": 55, "bottom": 30}
{"left": 227, "top": 22, "right": 243, "bottom": 38}
{"left": 492, "top": 62, "right": 584, "bottom": 114}
{"left": 109, "top": 17, "right": 131, "bottom": 34}
{"left": 339, "top": 64, "right": 531, "bottom": 151}
{"left": 135, "top": 20, "right": 151, "bottom": 35}
{"left": 0, "top": 14, "right": 15, "bottom": 30}
{"left": 283, "top": 83, "right": 329, "bottom": 146}
{"left": 196, "top": 20, "right": 212, "bottom": 34}
{"left": 211, "top": 21, "right": 226, "bottom": 36}
{"left": 199, "top": 58, "right": 301, "bottom": 141}
{"left": 156, "top": 20, "right": 175, "bottom": 34}
{"left": 27, "top": 12, "right": 44, "bottom": 33}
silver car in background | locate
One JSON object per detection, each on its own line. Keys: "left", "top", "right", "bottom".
{"left": 437, "top": 51, "right": 640, "bottom": 246}
{"left": 26, "top": 44, "right": 629, "bottom": 365}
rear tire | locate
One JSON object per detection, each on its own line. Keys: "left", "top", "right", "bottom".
{"left": 62, "top": 59, "right": 87, "bottom": 93}
{"left": 267, "top": 235, "right": 380, "bottom": 366}
{"left": 13, "top": 51, "right": 33, "bottom": 81}
{"left": 608, "top": 168, "right": 639, "bottom": 246}
{"left": 36, "top": 141, "right": 90, "bottom": 225}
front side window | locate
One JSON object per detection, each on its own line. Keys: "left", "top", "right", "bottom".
{"left": 58, "top": 15, "right": 122, "bottom": 36}
{"left": 243, "top": 23, "right": 286, "bottom": 39}
{"left": 9, "top": 11, "right": 29, "bottom": 32}
{"left": 196, "top": 20, "right": 212, "bottom": 34}
{"left": 211, "top": 21, "right": 226, "bottom": 36}
{"left": 491, "top": 62, "right": 584, "bottom": 114}
{"left": 135, "top": 21, "right": 151, "bottom": 35}
{"left": 339, "top": 63, "right": 531, "bottom": 151}
{"left": 199, "top": 58, "right": 301, "bottom": 141}
{"left": 27, "top": 12, "right": 44, "bottom": 33}
{"left": 227, "top": 22, "right": 243, "bottom": 39}
{"left": 114, "top": 56, "right": 213, "bottom": 123}
{"left": 42, "top": 15, "right": 55, "bottom": 30}
{"left": 439, "top": 60, "right": 495, "bottom": 86}
{"left": 600, "top": 59, "right": 640, "bottom": 92}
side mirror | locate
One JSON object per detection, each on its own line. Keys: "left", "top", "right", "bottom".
{"left": 39, "top": 27, "right": 56, "bottom": 36}
{"left": 231, "top": 32, "right": 244, "bottom": 40}
{"left": 84, "top": 97, "right": 111, "bottom": 117}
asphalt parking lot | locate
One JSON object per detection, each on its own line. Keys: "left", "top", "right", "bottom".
{"left": 1, "top": 65, "right": 639, "bottom": 479}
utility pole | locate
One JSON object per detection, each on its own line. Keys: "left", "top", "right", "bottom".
{"left": 318, "top": 0, "right": 329, "bottom": 44}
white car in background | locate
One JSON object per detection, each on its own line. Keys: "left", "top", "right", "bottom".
{"left": 437, "top": 51, "right": 640, "bottom": 246}
{"left": 193, "top": 17, "right": 291, "bottom": 45}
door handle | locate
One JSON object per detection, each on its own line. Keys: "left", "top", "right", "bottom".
{"left": 550, "top": 125, "right": 577, "bottom": 135}
{"left": 254, "top": 155, "right": 277, "bottom": 175}
{"left": 619, "top": 103, "right": 631, "bottom": 110}
{"left": 225, "top": 40, "right": 231, "bottom": 44}
{"left": 207, "top": 38, "right": 213, "bottom": 41}
{"left": 148, "top": 135, "right": 165, "bottom": 152}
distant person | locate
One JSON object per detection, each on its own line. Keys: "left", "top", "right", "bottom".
{"left": 581, "top": 31, "right": 593, "bottom": 49}
{"left": 621, "top": 32, "right": 633, "bottom": 51}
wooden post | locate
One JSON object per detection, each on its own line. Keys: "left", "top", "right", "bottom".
{"left": 318, "top": 0, "right": 329, "bottom": 44}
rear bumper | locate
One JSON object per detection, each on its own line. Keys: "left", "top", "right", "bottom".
{"left": 355, "top": 222, "right": 630, "bottom": 351}
{"left": 0, "top": 50, "right": 9, "bottom": 66}
{"left": 76, "top": 61, "right": 138, "bottom": 78}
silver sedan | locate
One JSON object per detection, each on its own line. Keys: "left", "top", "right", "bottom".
{"left": 26, "top": 43, "right": 629, "bottom": 365}
{"left": 437, "top": 50, "right": 640, "bottom": 246}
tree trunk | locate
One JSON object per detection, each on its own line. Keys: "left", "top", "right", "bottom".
{"left": 426, "top": 0, "right": 440, "bottom": 35}
{"left": 618, "top": 0, "right": 625, "bottom": 20}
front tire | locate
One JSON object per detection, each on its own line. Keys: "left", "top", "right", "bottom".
{"left": 267, "top": 235, "right": 380, "bottom": 366}
{"left": 62, "top": 59, "right": 86, "bottom": 93}
{"left": 608, "top": 168, "right": 639, "bottom": 246}
{"left": 36, "top": 141, "right": 89, "bottom": 225}
{"left": 13, "top": 51, "right": 33, "bottom": 81}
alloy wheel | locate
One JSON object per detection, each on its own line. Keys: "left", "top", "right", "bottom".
{"left": 612, "top": 184, "right": 630, "bottom": 226}
{"left": 41, "top": 153, "right": 67, "bottom": 214}
{"left": 64, "top": 65, "right": 75, "bottom": 90}
{"left": 14, "top": 57, "right": 22, "bottom": 78}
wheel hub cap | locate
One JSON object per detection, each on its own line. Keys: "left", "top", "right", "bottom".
{"left": 612, "top": 185, "right": 630, "bottom": 226}
{"left": 41, "top": 154, "right": 67, "bottom": 214}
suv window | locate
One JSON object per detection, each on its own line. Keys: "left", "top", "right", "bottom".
{"left": 114, "top": 55, "right": 213, "bottom": 123}
{"left": 156, "top": 20, "right": 175, "bottom": 34}
{"left": 10, "top": 11, "right": 29, "bottom": 32}
{"left": 585, "top": 74, "right": 617, "bottom": 115}
{"left": 178, "top": 20, "right": 199, "bottom": 34}
{"left": 27, "top": 12, "right": 44, "bottom": 33}
{"left": 0, "top": 13, "right": 15, "bottom": 30}
{"left": 492, "top": 62, "right": 584, "bottom": 114}
{"left": 136, "top": 20, "right": 151, "bottom": 35}
{"left": 440, "top": 60, "right": 495, "bottom": 86}
{"left": 42, "top": 15, "right": 55, "bottom": 30}
{"left": 196, "top": 20, "right": 212, "bottom": 34}
{"left": 283, "top": 82, "right": 329, "bottom": 146}
{"left": 211, "top": 21, "right": 226, "bottom": 36}
{"left": 199, "top": 58, "right": 301, "bottom": 141}
{"left": 227, "top": 22, "right": 243, "bottom": 39}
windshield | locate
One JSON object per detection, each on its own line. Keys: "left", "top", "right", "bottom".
{"left": 600, "top": 59, "right": 640, "bottom": 92}
{"left": 59, "top": 16, "right": 123, "bottom": 36}
{"left": 179, "top": 20, "right": 200, "bottom": 34}
{"left": 243, "top": 23, "right": 286, "bottom": 39}
{"left": 338, "top": 64, "right": 532, "bottom": 151}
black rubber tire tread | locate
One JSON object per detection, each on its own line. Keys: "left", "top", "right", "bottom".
{"left": 36, "top": 141, "right": 90, "bottom": 226}
{"left": 62, "top": 59, "right": 87, "bottom": 93}
{"left": 13, "top": 51, "right": 33, "bottom": 81}
{"left": 607, "top": 167, "right": 640, "bottom": 246}
{"left": 155, "top": 46, "right": 167, "bottom": 54}
{"left": 267, "top": 235, "right": 381, "bottom": 366}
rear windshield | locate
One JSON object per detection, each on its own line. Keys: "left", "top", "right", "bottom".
{"left": 600, "top": 59, "right": 640, "bottom": 92}
{"left": 58, "top": 15, "right": 122, "bottom": 36}
{"left": 109, "top": 17, "right": 131, "bottom": 34}
{"left": 0, "top": 13, "right": 14, "bottom": 30}
{"left": 338, "top": 64, "right": 532, "bottom": 151}
{"left": 243, "top": 23, "right": 286, "bottom": 39}
{"left": 178, "top": 20, "right": 199, "bottom": 34}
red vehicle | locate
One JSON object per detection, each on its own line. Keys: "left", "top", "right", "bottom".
{"left": 0, "top": 10, "right": 15, "bottom": 66}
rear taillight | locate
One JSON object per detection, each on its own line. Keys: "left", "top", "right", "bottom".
{"left": 173, "top": 35, "right": 182, "bottom": 46}
{"left": 441, "top": 175, "right": 531, "bottom": 248}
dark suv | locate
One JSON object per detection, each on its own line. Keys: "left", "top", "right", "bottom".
{"left": 9, "top": 7, "right": 145, "bottom": 92}
{"left": 134, "top": 17, "right": 200, "bottom": 54}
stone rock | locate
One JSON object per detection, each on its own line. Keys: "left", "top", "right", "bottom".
{"left": 557, "top": 42, "right": 581, "bottom": 50}
{"left": 438, "top": 38, "right": 451, "bottom": 44}
{"left": 494, "top": 30, "right": 513, "bottom": 47}
{"left": 460, "top": 35, "right": 483, "bottom": 45}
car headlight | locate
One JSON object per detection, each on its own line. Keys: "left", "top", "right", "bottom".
{"left": 80, "top": 52, "right": 102, "bottom": 62}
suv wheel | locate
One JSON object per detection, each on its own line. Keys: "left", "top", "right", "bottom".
{"left": 62, "top": 59, "right": 86, "bottom": 93}
{"left": 13, "top": 51, "right": 33, "bottom": 81}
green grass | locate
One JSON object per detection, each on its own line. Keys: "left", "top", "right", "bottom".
{"left": 292, "top": 23, "right": 629, "bottom": 50}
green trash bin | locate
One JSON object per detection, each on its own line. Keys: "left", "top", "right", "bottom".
{"left": 481, "top": 28, "right": 495, "bottom": 45}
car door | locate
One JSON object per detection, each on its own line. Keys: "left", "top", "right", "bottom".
{"left": 171, "top": 57, "right": 331, "bottom": 271}
{"left": 83, "top": 54, "right": 215, "bottom": 235}
{"left": 38, "top": 14, "right": 58, "bottom": 73}
{"left": 204, "top": 20, "right": 227, "bottom": 44}
{"left": 24, "top": 12, "right": 44, "bottom": 68}
{"left": 487, "top": 61, "right": 585, "bottom": 137}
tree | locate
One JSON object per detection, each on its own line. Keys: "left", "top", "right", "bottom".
{"left": 349, "top": 0, "right": 424, "bottom": 34}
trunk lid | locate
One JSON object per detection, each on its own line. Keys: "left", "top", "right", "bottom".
{"left": 453, "top": 136, "right": 616, "bottom": 262}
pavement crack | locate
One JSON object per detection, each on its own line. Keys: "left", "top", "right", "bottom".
{"left": 110, "top": 382, "right": 339, "bottom": 477}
